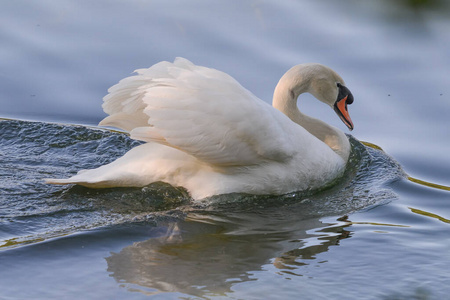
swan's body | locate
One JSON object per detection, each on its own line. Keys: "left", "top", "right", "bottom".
{"left": 46, "top": 58, "right": 354, "bottom": 200}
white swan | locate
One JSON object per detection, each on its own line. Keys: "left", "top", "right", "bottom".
{"left": 46, "top": 58, "right": 354, "bottom": 200}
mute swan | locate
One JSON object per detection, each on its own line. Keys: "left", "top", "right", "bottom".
{"left": 46, "top": 58, "right": 354, "bottom": 200}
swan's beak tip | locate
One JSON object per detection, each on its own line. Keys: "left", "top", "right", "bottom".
{"left": 347, "top": 119, "right": 354, "bottom": 131}
{"left": 346, "top": 121, "right": 354, "bottom": 131}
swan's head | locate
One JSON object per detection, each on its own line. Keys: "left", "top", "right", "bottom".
{"left": 306, "top": 64, "right": 354, "bottom": 131}
{"left": 275, "top": 63, "right": 355, "bottom": 131}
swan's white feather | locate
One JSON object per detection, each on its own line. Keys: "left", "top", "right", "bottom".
{"left": 47, "top": 58, "right": 350, "bottom": 200}
{"left": 101, "top": 57, "right": 297, "bottom": 166}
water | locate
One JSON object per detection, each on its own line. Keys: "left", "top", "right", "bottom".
{"left": 1, "top": 1, "right": 449, "bottom": 299}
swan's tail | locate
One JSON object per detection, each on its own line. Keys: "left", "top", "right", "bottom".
{"left": 45, "top": 178, "right": 73, "bottom": 185}
{"left": 44, "top": 176, "right": 116, "bottom": 188}
{"left": 44, "top": 143, "right": 170, "bottom": 189}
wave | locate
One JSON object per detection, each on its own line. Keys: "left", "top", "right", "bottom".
{"left": 0, "top": 119, "right": 405, "bottom": 249}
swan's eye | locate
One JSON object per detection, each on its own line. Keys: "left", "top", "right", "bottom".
{"left": 336, "top": 83, "right": 342, "bottom": 88}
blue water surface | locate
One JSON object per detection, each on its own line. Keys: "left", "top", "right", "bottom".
{"left": 1, "top": 1, "right": 449, "bottom": 299}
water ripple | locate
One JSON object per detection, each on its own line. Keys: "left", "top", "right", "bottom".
{"left": 0, "top": 119, "right": 405, "bottom": 249}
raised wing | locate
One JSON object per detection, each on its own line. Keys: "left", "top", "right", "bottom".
{"left": 100, "top": 58, "right": 297, "bottom": 167}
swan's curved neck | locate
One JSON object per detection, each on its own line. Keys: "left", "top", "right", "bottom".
{"left": 272, "top": 66, "right": 350, "bottom": 161}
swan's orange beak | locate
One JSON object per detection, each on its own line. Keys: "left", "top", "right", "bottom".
{"left": 334, "top": 96, "right": 354, "bottom": 131}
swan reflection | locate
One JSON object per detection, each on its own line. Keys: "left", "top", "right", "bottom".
{"left": 106, "top": 208, "right": 351, "bottom": 297}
